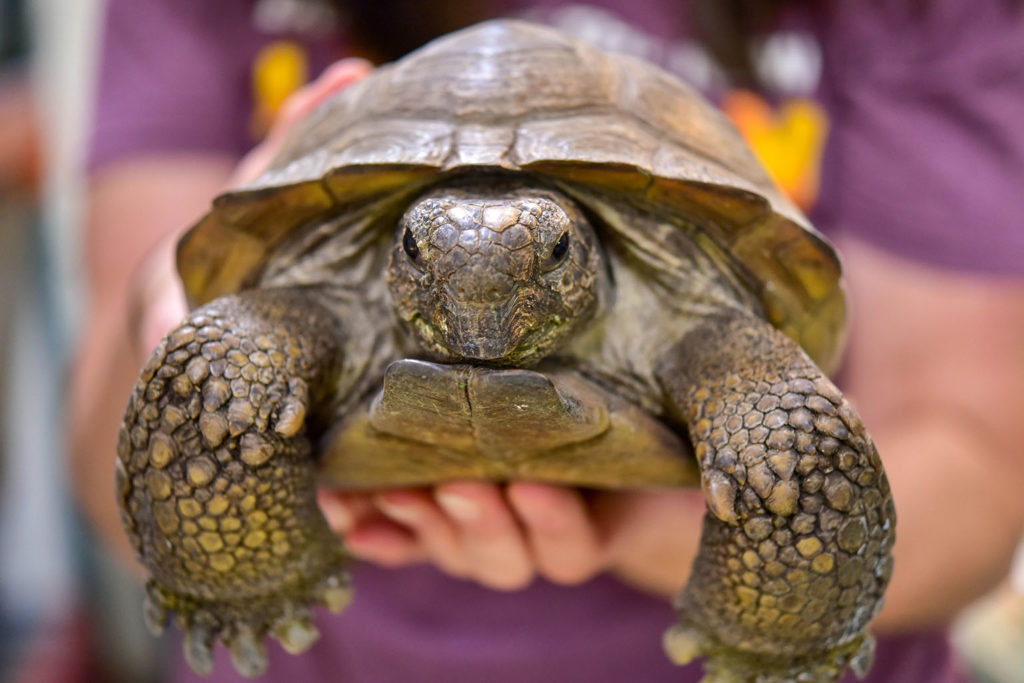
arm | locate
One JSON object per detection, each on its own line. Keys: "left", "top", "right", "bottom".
{"left": 0, "top": 76, "right": 38, "bottom": 195}
{"left": 837, "top": 236, "right": 1024, "bottom": 631}
{"left": 69, "top": 156, "right": 234, "bottom": 566}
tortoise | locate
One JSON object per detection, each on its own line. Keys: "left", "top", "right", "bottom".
{"left": 116, "top": 19, "right": 895, "bottom": 683}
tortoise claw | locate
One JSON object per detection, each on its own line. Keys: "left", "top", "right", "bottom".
{"left": 316, "top": 569, "right": 353, "bottom": 613}
{"left": 849, "top": 634, "right": 876, "bottom": 680}
{"left": 664, "top": 613, "right": 877, "bottom": 683}
{"left": 700, "top": 470, "right": 739, "bottom": 525}
{"left": 274, "top": 378, "right": 309, "bottom": 437}
{"left": 143, "top": 561, "right": 350, "bottom": 676}
{"left": 272, "top": 610, "right": 320, "bottom": 655}
{"left": 184, "top": 621, "right": 216, "bottom": 677}
{"left": 142, "top": 585, "right": 169, "bottom": 636}
{"left": 662, "top": 622, "right": 706, "bottom": 666}
{"left": 229, "top": 623, "right": 269, "bottom": 678}
{"left": 663, "top": 619, "right": 736, "bottom": 682}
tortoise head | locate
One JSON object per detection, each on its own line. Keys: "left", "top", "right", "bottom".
{"left": 387, "top": 183, "right": 606, "bottom": 366}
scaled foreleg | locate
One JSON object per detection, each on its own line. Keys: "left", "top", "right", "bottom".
{"left": 657, "top": 312, "right": 895, "bottom": 682}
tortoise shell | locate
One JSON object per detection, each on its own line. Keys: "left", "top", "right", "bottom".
{"left": 178, "top": 19, "right": 846, "bottom": 373}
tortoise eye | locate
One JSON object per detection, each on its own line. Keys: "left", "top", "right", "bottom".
{"left": 403, "top": 228, "right": 420, "bottom": 260}
{"left": 551, "top": 232, "right": 570, "bottom": 263}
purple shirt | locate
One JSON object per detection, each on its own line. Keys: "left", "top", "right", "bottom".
{"left": 89, "top": 0, "right": 339, "bottom": 170}
{"left": 90, "top": 1, "right": 1024, "bottom": 681}
{"left": 173, "top": 566, "right": 965, "bottom": 683}
{"left": 812, "top": 0, "right": 1024, "bottom": 275}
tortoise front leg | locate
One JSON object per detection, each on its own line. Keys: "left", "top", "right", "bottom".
{"left": 116, "top": 288, "right": 351, "bottom": 677}
{"left": 656, "top": 312, "right": 895, "bottom": 683}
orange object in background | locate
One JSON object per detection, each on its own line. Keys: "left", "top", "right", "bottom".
{"left": 250, "top": 40, "right": 310, "bottom": 139}
{"left": 0, "top": 76, "right": 41, "bottom": 198}
{"left": 721, "top": 89, "right": 828, "bottom": 212}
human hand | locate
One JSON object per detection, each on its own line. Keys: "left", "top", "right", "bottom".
{"left": 129, "top": 58, "right": 373, "bottom": 355}
{"left": 318, "top": 482, "right": 706, "bottom": 597}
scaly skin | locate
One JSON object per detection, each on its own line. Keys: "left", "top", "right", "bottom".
{"left": 116, "top": 288, "right": 351, "bottom": 676}
{"left": 657, "top": 312, "right": 895, "bottom": 682}
{"left": 388, "top": 185, "right": 604, "bottom": 365}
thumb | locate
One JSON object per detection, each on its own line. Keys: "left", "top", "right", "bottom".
{"left": 129, "top": 234, "right": 188, "bottom": 357}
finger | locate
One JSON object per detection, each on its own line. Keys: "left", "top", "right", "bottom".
{"left": 230, "top": 57, "right": 373, "bottom": 186}
{"left": 317, "top": 490, "right": 427, "bottom": 567}
{"left": 507, "top": 482, "right": 605, "bottom": 585}
{"left": 344, "top": 519, "right": 427, "bottom": 567}
{"left": 435, "top": 482, "right": 534, "bottom": 591}
{"left": 591, "top": 488, "right": 706, "bottom": 551}
{"left": 129, "top": 235, "right": 188, "bottom": 355}
{"left": 589, "top": 488, "right": 705, "bottom": 596}
{"left": 275, "top": 58, "right": 372, "bottom": 130}
{"left": 374, "top": 489, "right": 465, "bottom": 578}
{"left": 316, "top": 489, "right": 378, "bottom": 535}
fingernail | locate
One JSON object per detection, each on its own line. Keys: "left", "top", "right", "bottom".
{"left": 436, "top": 492, "right": 479, "bottom": 522}
{"left": 375, "top": 495, "right": 419, "bottom": 524}
{"left": 319, "top": 497, "right": 353, "bottom": 532}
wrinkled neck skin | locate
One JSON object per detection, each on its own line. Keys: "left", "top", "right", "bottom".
{"left": 387, "top": 181, "right": 609, "bottom": 367}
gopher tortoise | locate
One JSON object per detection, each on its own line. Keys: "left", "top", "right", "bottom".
{"left": 116, "top": 19, "right": 895, "bottom": 682}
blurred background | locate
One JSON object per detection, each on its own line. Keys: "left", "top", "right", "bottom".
{"left": 0, "top": 1, "right": 1022, "bottom": 681}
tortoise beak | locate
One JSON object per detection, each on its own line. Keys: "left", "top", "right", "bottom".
{"left": 441, "top": 300, "right": 524, "bottom": 362}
